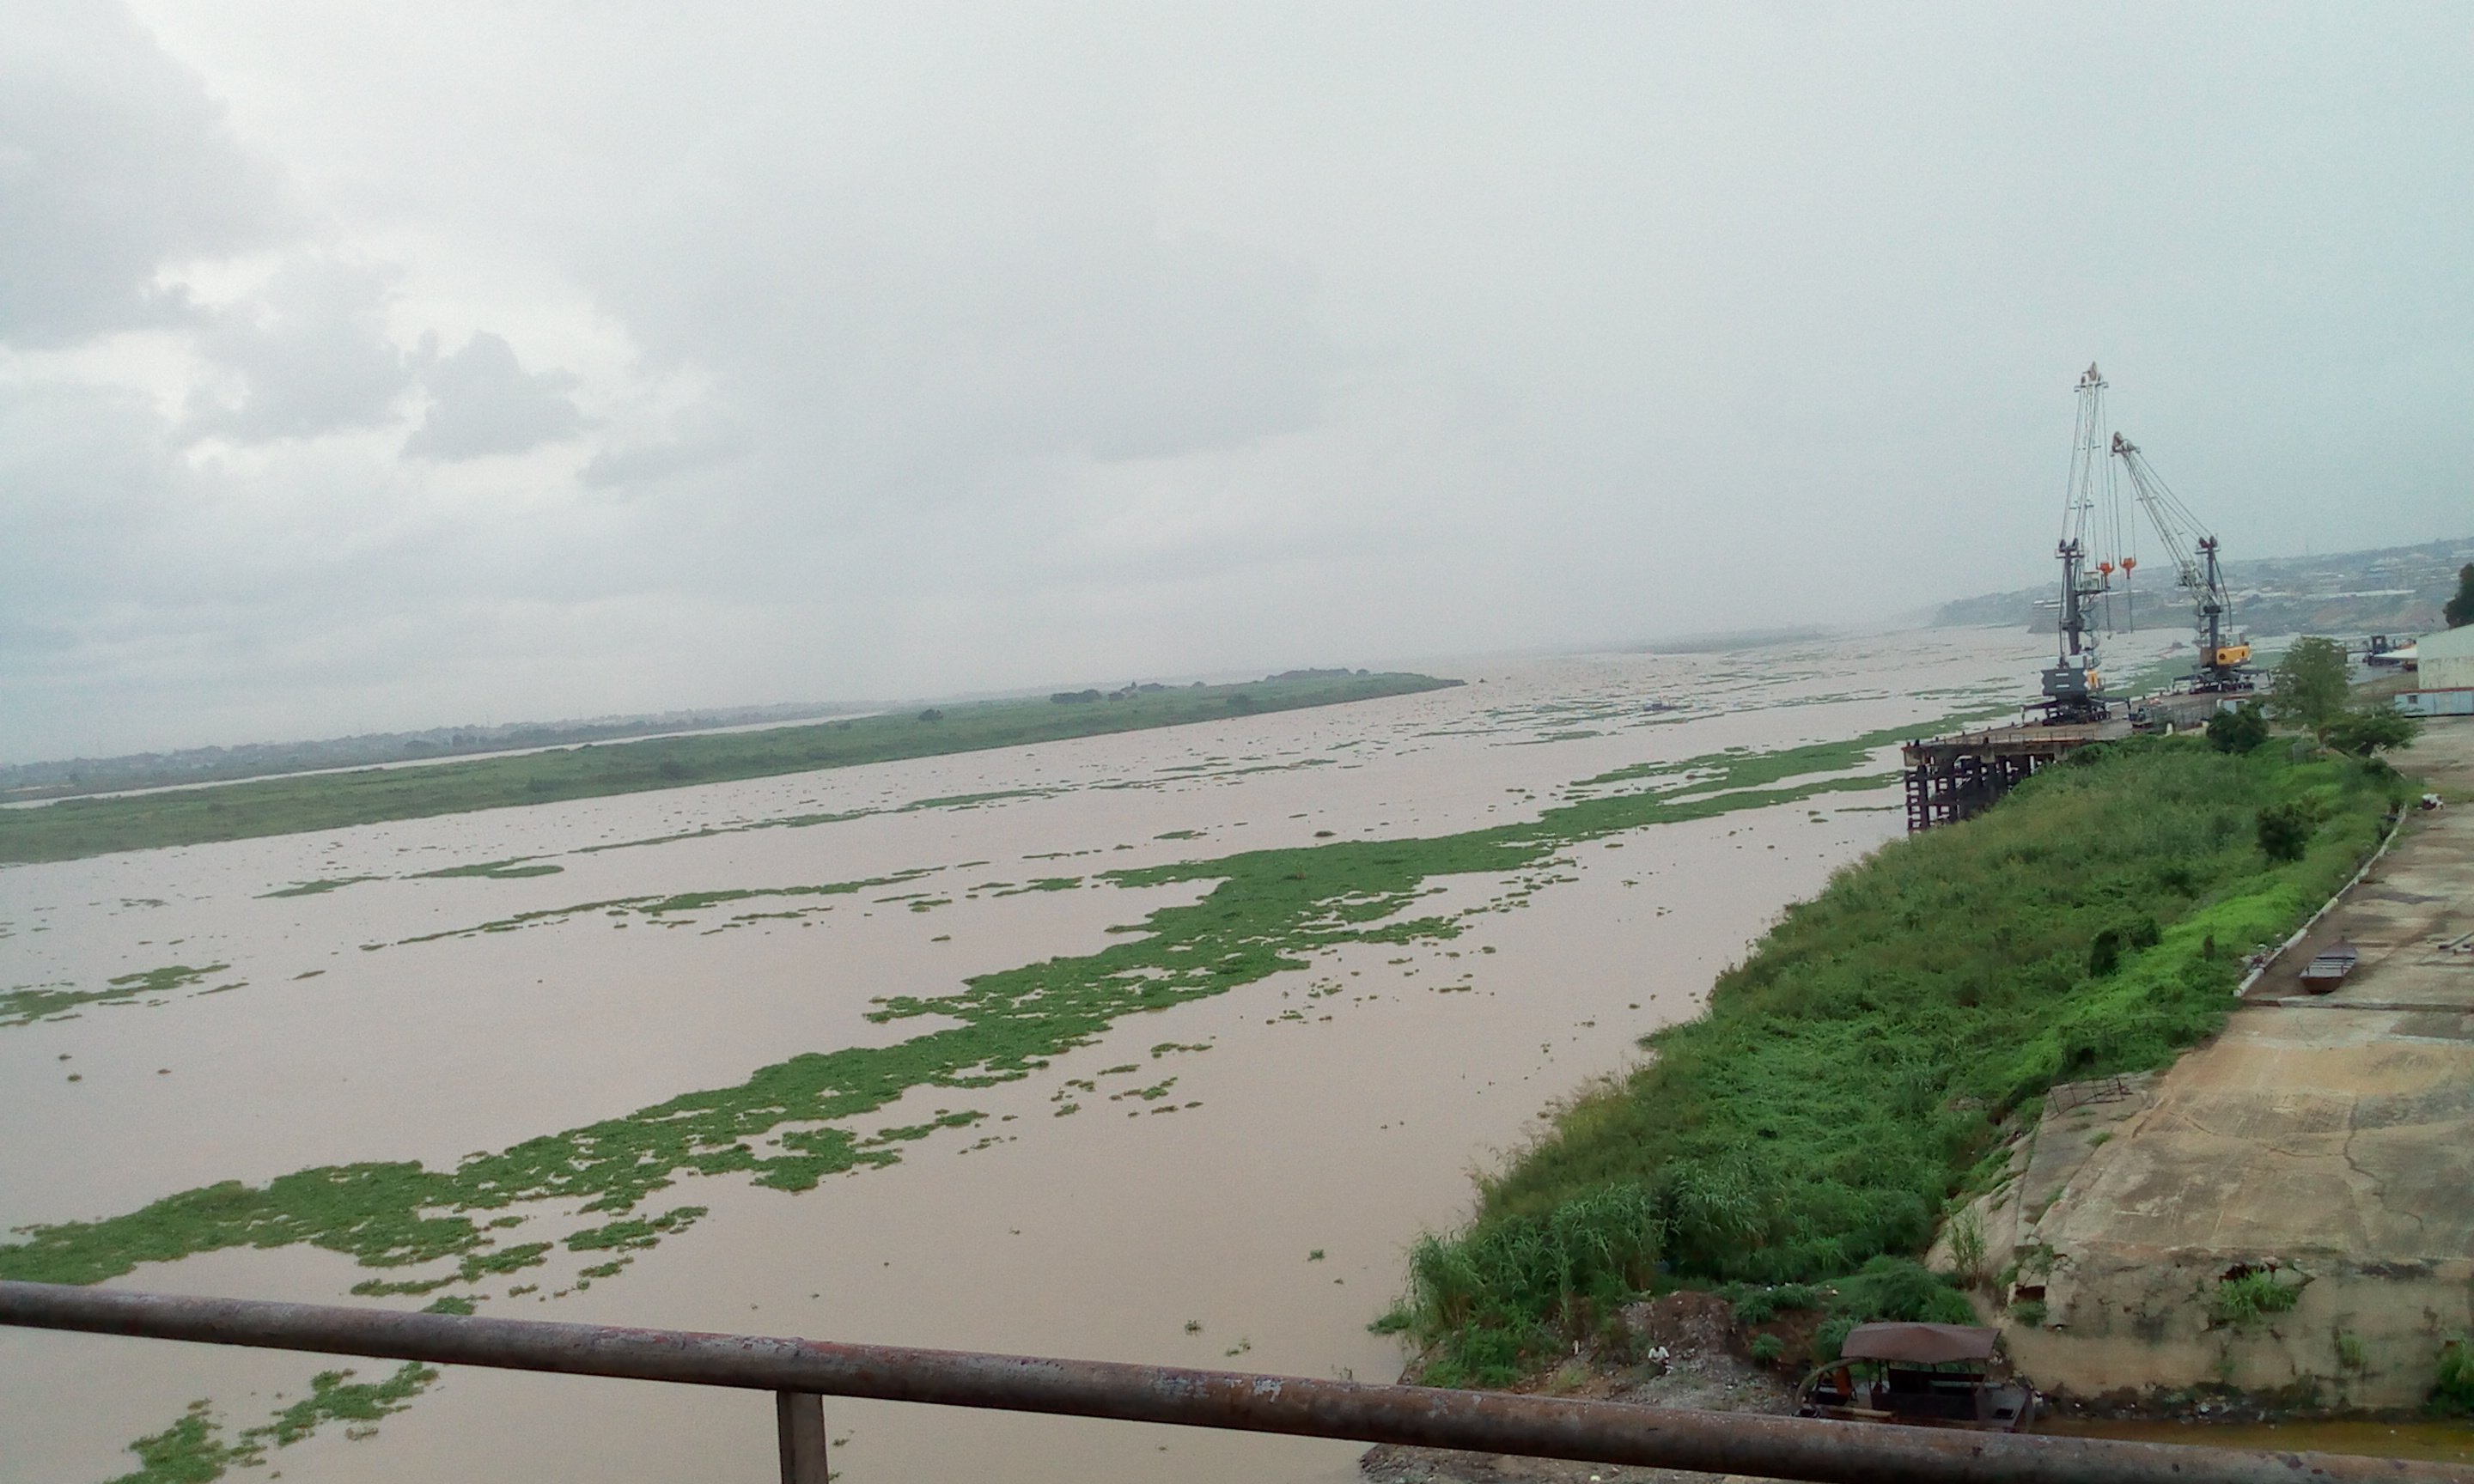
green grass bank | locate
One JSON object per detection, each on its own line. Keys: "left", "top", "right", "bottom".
{"left": 0, "top": 672, "right": 1457, "bottom": 866}
{"left": 1383, "top": 734, "right": 2406, "bottom": 1385}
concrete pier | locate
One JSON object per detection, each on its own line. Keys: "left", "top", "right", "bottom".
{"left": 1945, "top": 717, "right": 2474, "bottom": 1410}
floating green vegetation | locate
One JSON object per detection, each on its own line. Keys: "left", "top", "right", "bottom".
{"left": 2, "top": 964, "right": 241, "bottom": 1030}
{"left": 0, "top": 672, "right": 1463, "bottom": 864}
{"left": 566, "top": 1205, "right": 708, "bottom": 1252}
{"left": 4, "top": 983, "right": 118, "bottom": 1027}
{"left": 991, "top": 877, "right": 1082, "bottom": 897}
{"left": 107, "top": 1362, "right": 436, "bottom": 1484}
{"left": 907, "top": 788, "right": 1058, "bottom": 811}
{"left": 395, "top": 869, "right": 941, "bottom": 944}
{"left": 259, "top": 875, "right": 385, "bottom": 898}
{"left": 570, "top": 806, "right": 878, "bottom": 857}
{"left": 1386, "top": 736, "right": 2403, "bottom": 1383}
{"left": 1, "top": 716, "right": 1949, "bottom": 1309}
{"left": 412, "top": 857, "right": 566, "bottom": 880}
{"left": 107, "top": 964, "right": 229, "bottom": 994}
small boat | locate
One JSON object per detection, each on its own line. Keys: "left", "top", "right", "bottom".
{"left": 1795, "top": 1323, "right": 2036, "bottom": 1432}
{"left": 2300, "top": 941, "right": 2361, "bottom": 994}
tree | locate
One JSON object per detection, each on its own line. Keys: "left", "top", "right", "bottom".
{"left": 2447, "top": 563, "right": 2474, "bottom": 629}
{"left": 2321, "top": 704, "right": 2422, "bottom": 757}
{"left": 2268, "top": 636, "right": 2350, "bottom": 733}
{"left": 2206, "top": 702, "right": 2270, "bottom": 754}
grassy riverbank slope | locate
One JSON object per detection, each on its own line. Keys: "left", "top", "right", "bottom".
{"left": 1386, "top": 735, "right": 2404, "bottom": 1384}
{"left": 0, "top": 672, "right": 1457, "bottom": 865}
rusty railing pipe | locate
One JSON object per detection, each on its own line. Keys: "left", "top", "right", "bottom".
{"left": 1, "top": 1281, "right": 2459, "bottom": 1484}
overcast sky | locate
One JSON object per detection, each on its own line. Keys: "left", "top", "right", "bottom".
{"left": 4, "top": 3, "right": 2469, "bottom": 760}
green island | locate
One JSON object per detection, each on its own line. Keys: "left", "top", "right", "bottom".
{"left": 0, "top": 671, "right": 1457, "bottom": 866}
{"left": 1377, "top": 726, "right": 2409, "bottom": 1386}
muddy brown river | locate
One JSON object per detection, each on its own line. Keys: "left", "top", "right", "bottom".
{"left": 4, "top": 628, "right": 2099, "bottom": 1484}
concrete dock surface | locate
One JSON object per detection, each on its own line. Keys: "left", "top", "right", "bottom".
{"left": 1977, "top": 716, "right": 2474, "bottom": 1409}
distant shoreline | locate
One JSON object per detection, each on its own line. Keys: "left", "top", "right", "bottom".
{"left": 0, "top": 672, "right": 1461, "bottom": 866}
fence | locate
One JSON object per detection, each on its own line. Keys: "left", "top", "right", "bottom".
{"left": 3, "top": 1280, "right": 2465, "bottom": 1484}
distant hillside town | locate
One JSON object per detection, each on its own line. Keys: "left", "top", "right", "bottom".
{"left": 1937, "top": 535, "right": 2473, "bottom": 642}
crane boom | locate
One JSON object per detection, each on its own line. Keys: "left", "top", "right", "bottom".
{"left": 2110, "top": 431, "right": 2253, "bottom": 691}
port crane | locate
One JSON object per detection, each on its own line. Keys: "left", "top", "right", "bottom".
{"left": 2110, "top": 430, "right": 2254, "bottom": 692}
{"left": 2038, "top": 364, "right": 2117, "bottom": 723}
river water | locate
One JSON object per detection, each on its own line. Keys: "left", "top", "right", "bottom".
{"left": 5, "top": 626, "right": 2073, "bottom": 1484}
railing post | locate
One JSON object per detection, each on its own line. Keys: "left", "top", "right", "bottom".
{"left": 776, "top": 1390, "right": 827, "bottom": 1484}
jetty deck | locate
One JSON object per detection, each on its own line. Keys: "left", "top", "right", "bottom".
{"left": 1901, "top": 692, "right": 2229, "bottom": 832}
{"left": 1901, "top": 721, "right": 2128, "bottom": 831}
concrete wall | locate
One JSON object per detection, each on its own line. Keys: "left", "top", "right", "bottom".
{"left": 2008, "top": 1250, "right": 2474, "bottom": 1411}
{"left": 2399, "top": 689, "right": 2474, "bottom": 717}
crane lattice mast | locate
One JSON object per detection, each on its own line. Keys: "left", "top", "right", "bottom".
{"left": 2038, "top": 364, "right": 2116, "bottom": 722}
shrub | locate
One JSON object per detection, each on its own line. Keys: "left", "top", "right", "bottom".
{"left": 1728, "top": 1283, "right": 1825, "bottom": 1324}
{"left": 2257, "top": 802, "right": 2314, "bottom": 861}
{"left": 2088, "top": 916, "right": 2161, "bottom": 976}
{"left": 2210, "top": 1269, "right": 2300, "bottom": 1328}
{"left": 1947, "top": 1208, "right": 1988, "bottom": 1288}
{"left": 1832, "top": 1256, "right": 1978, "bottom": 1326}
{"left": 2207, "top": 703, "right": 2270, "bottom": 754}
{"left": 2321, "top": 705, "right": 2421, "bottom": 757}
{"left": 1748, "top": 1333, "right": 1784, "bottom": 1363}
{"left": 2010, "top": 1299, "right": 2048, "bottom": 1328}
{"left": 1813, "top": 1317, "right": 1857, "bottom": 1361}
{"left": 2436, "top": 1337, "right": 2474, "bottom": 1413}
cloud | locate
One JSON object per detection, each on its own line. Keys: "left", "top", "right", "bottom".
{"left": 401, "top": 331, "right": 589, "bottom": 461}
{"left": 0, "top": 377, "right": 176, "bottom": 654}
{"left": 580, "top": 423, "right": 750, "bottom": 490}
{"left": 0, "top": 0, "right": 291, "bottom": 347}
{"left": 1077, "top": 237, "right": 1323, "bottom": 462}
{"left": 8, "top": 5, "right": 2474, "bottom": 760}
{"left": 185, "top": 256, "right": 413, "bottom": 441}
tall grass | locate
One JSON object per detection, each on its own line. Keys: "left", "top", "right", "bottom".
{"left": 1390, "top": 737, "right": 2399, "bottom": 1379}
{"left": 1384, "top": 1185, "right": 1662, "bottom": 1384}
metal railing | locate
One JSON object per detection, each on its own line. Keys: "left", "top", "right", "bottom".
{"left": 3, "top": 1280, "right": 2464, "bottom": 1484}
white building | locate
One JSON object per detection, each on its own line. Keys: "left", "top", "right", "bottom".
{"left": 2399, "top": 624, "right": 2474, "bottom": 715}
{"left": 2423, "top": 624, "right": 2474, "bottom": 690}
